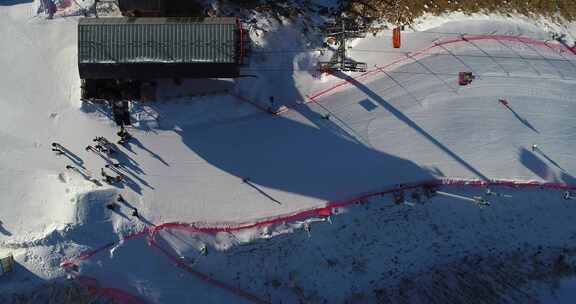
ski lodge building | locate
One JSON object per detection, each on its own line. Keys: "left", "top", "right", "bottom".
{"left": 78, "top": 17, "right": 245, "bottom": 81}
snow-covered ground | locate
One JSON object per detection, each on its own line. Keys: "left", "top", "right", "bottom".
{"left": 1, "top": 1, "right": 576, "bottom": 302}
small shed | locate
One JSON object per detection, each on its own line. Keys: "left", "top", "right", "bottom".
{"left": 118, "top": 0, "right": 163, "bottom": 16}
{"left": 78, "top": 17, "right": 244, "bottom": 80}
{"left": 117, "top": 0, "right": 202, "bottom": 17}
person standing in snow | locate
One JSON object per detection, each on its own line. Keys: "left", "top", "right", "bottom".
{"left": 200, "top": 244, "right": 208, "bottom": 256}
{"left": 267, "top": 96, "right": 276, "bottom": 114}
{"left": 42, "top": 0, "right": 57, "bottom": 19}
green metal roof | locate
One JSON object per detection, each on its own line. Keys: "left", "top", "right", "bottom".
{"left": 78, "top": 17, "right": 237, "bottom": 64}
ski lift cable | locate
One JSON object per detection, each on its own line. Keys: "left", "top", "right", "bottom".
{"left": 239, "top": 68, "right": 576, "bottom": 82}
{"left": 254, "top": 49, "right": 576, "bottom": 63}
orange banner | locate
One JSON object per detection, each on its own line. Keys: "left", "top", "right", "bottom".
{"left": 393, "top": 27, "right": 401, "bottom": 48}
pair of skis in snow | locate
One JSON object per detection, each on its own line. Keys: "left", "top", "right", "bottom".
{"left": 87, "top": 136, "right": 116, "bottom": 154}
{"left": 52, "top": 142, "right": 101, "bottom": 185}
{"left": 86, "top": 136, "right": 128, "bottom": 185}
{"left": 63, "top": 163, "right": 123, "bottom": 187}
{"left": 53, "top": 137, "right": 125, "bottom": 185}
{"left": 107, "top": 195, "right": 139, "bottom": 217}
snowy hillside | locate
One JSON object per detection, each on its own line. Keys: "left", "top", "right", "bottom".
{"left": 1, "top": 1, "right": 576, "bottom": 303}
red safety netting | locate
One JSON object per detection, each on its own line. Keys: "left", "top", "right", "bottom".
{"left": 60, "top": 177, "right": 575, "bottom": 304}
{"left": 76, "top": 276, "right": 147, "bottom": 304}
{"left": 234, "top": 35, "right": 575, "bottom": 116}
{"left": 302, "top": 34, "right": 576, "bottom": 105}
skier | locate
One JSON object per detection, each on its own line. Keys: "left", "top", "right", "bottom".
{"left": 131, "top": 208, "right": 139, "bottom": 217}
{"left": 200, "top": 244, "right": 208, "bottom": 256}
{"left": 303, "top": 222, "right": 312, "bottom": 238}
{"left": 532, "top": 144, "right": 538, "bottom": 152}
{"left": 46, "top": 0, "right": 56, "bottom": 19}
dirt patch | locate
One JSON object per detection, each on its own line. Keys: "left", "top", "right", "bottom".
{"left": 372, "top": 246, "right": 576, "bottom": 304}
{"left": 345, "top": 0, "right": 576, "bottom": 24}
{"left": 0, "top": 281, "right": 112, "bottom": 304}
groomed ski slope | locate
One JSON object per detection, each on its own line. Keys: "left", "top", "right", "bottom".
{"left": 1, "top": 1, "right": 576, "bottom": 302}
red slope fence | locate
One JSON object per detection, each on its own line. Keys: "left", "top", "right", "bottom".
{"left": 306, "top": 34, "right": 576, "bottom": 102}
{"left": 229, "top": 34, "right": 575, "bottom": 116}
{"left": 147, "top": 178, "right": 576, "bottom": 240}
{"left": 76, "top": 276, "right": 148, "bottom": 304}
{"left": 60, "top": 178, "right": 576, "bottom": 304}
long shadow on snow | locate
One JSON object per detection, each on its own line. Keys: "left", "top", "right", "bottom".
{"left": 161, "top": 25, "right": 437, "bottom": 200}
{"left": 501, "top": 103, "right": 539, "bottom": 134}
{"left": 175, "top": 112, "right": 435, "bottom": 201}
{"left": 152, "top": 24, "right": 435, "bottom": 200}
{"left": 519, "top": 148, "right": 575, "bottom": 183}
{"left": 0, "top": 221, "right": 11, "bottom": 236}
{"left": 239, "top": 22, "right": 365, "bottom": 145}
{"left": 330, "top": 70, "right": 489, "bottom": 181}
{"left": 0, "top": 263, "right": 44, "bottom": 299}
{"left": 520, "top": 148, "right": 555, "bottom": 180}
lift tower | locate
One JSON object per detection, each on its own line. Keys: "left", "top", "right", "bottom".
{"left": 319, "top": 17, "right": 368, "bottom": 73}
